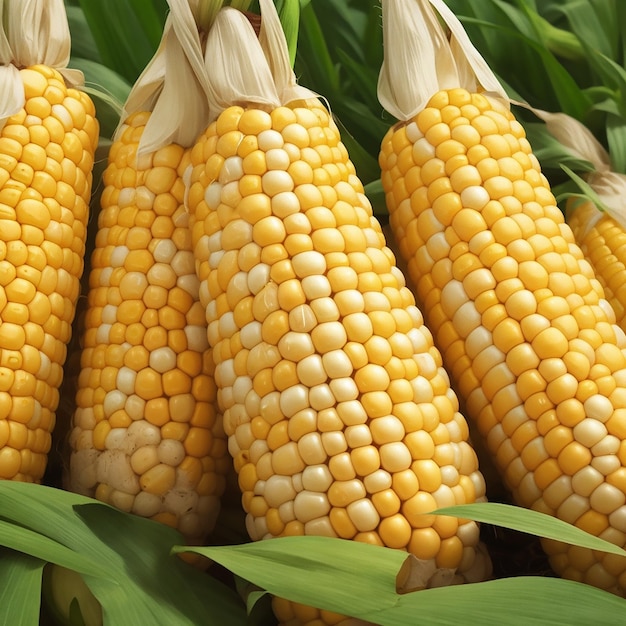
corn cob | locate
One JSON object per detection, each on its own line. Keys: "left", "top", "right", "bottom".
{"left": 186, "top": 3, "right": 491, "bottom": 623}
{"left": 378, "top": 0, "right": 626, "bottom": 594}
{"left": 67, "top": 1, "right": 230, "bottom": 545}
{"left": 0, "top": 0, "right": 98, "bottom": 482}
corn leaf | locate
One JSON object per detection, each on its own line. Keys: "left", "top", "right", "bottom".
{"left": 295, "top": 1, "right": 387, "bottom": 171}
{"left": 0, "top": 483, "right": 247, "bottom": 626}
{"left": 445, "top": 1, "right": 547, "bottom": 96}
{"left": 296, "top": 2, "right": 339, "bottom": 95}
{"left": 181, "top": 535, "right": 626, "bottom": 625}
{"left": 454, "top": 13, "right": 589, "bottom": 120}
{"left": 364, "top": 178, "right": 386, "bottom": 216}
{"left": 334, "top": 46, "right": 382, "bottom": 117}
{"left": 579, "top": 50, "right": 626, "bottom": 108}
{"left": 66, "top": 5, "right": 101, "bottom": 62}
{"left": 544, "top": 0, "right": 619, "bottom": 61}
{"left": 0, "top": 550, "right": 45, "bottom": 625}
{"left": 434, "top": 503, "right": 626, "bottom": 557}
{"left": 275, "top": 0, "right": 300, "bottom": 67}
{"left": 74, "top": 0, "right": 167, "bottom": 83}
{"left": 606, "top": 113, "right": 626, "bottom": 174}
{"left": 0, "top": 519, "right": 108, "bottom": 579}
{"left": 519, "top": 120, "right": 595, "bottom": 175}
{"left": 178, "top": 536, "right": 406, "bottom": 620}
{"left": 68, "top": 57, "right": 131, "bottom": 139}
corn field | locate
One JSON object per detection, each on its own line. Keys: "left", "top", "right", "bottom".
{"left": 1, "top": 0, "right": 626, "bottom": 624}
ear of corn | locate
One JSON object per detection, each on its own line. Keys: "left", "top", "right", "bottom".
{"left": 0, "top": 0, "right": 98, "bottom": 482}
{"left": 66, "top": 1, "right": 230, "bottom": 545}
{"left": 185, "top": 3, "right": 491, "bottom": 623}
{"left": 378, "top": 0, "right": 626, "bottom": 595}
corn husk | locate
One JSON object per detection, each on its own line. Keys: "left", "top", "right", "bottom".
{"left": 0, "top": 0, "right": 84, "bottom": 129}
{"left": 202, "top": 0, "right": 316, "bottom": 121}
{"left": 123, "top": 0, "right": 210, "bottom": 157}
{"left": 377, "top": 0, "right": 507, "bottom": 121}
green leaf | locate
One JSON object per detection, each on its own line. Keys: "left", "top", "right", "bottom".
{"left": 521, "top": 120, "right": 595, "bottom": 176}
{"left": 0, "top": 519, "right": 107, "bottom": 579}
{"left": 461, "top": 14, "right": 590, "bottom": 119}
{"left": 178, "top": 535, "right": 626, "bottom": 625}
{"left": 0, "top": 550, "right": 45, "bottom": 626}
{"left": 606, "top": 112, "right": 626, "bottom": 173}
{"left": 66, "top": 5, "right": 102, "bottom": 63}
{"left": 556, "top": 165, "right": 611, "bottom": 213}
{"left": 332, "top": 111, "right": 381, "bottom": 186}
{"left": 334, "top": 47, "right": 381, "bottom": 116}
{"left": 76, "top": 0, "right": 167, "bottom": 84}
{"left": 176, "top": 536, "right": 406, "bottom": 620}
{"left": 43, "top": 564, "right": 103, "bottom": 626}
{"left": 546, "top": 0, "right": 619, "bottom": 61}
{"left": 296, "top": 2, "right": 340, "bottom": 95}
{"left": 68, "top": 57, "right": 131, "bottom": 139}
{"left": 234, "top": 576, "right": 274, "bottom": 625}
{"left": 364, "top": 178, "right": 386, "bottom": 217}
{"left": 434, "top": 503, "right": 626, "bottom": 557}
{"left": 275, "top": 0, "right": 300, "bottom": 67}
{"left": 0, "top": 483, "right": 247, "bottom": 626}
{"left": 74, "top": 503, "right": 246, "bottom": 626}
{"left": 70, "top": 58, "right": 131, "bottom": 106}
{"left": 384, "top": 577, "right": 626, "bottom": 626}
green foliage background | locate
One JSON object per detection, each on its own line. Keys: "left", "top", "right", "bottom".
{"left": 3, "top": 1, "right": 625, "bottom": 624}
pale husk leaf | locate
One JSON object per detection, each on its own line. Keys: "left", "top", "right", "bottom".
{"left": 377, "top": 0, "right": 507, "bottom": 122}
{"left": 430, "top": 0, "right": 506, "bottom": 101}
{"left": 0, "top": 0, "right": 10, "bottom": 64}
{"left": 257, "top": 0, "right": 316, "bottom": 105}
{"left": 0, "top": 0, "right": 23, "bottom": 128}
{"left": 115, "top": 41, "right": 166, "bottom": 135}
{"left": 203, "top": 6, "right": 280, "bottom": 119}
{"left": 0, "top": 64, "right": 24, "bottom": 127}
{"left": 120, "top": 0, "right": 210, "bottom": 156}
{"left": 5, "top": 0, "right": 82, "bottom": 85}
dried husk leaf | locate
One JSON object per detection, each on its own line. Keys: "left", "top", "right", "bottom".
{"left": 5, "top": 0, "right": 83, "bottom": 85}
{"left": 257, "top": 0, "right": 316, "bottom": 105}
{"left": 0, "top": 0, "right": 83, "bottom": 131}
{"left": 377, "top": 0, "right": 507, "bottom": 122}
{"left": 528, "top": 108, "right": 609, "bottom": 168}
{"left": 203, "top": 6, "right": 280, "bottom": 118}
{"left": 122, "top": 0, "right": 210, "bottom": 156}
{"left": 203, "top": 0, "right": 317, "bottom": 123}
{"left": 527, "top": 107, "right": 626, "bottom": 232}
{"left": 6, "top": 0, "right": 68, "bottom": 67}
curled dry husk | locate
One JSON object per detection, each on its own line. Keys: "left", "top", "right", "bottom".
{"left": 524, "top": 108, "right": 626, "bottom": 234}
{"left": 0, "top": 0, "right": 83, "bottom": 129}
{"left": 201, "top": 0, "right": 317, "bottom": 117}
{"left": 135, "top": 0, "right": 317, "bottom": 158}
{"left": 377, "top": 0, "right": 507, "bottom": 122}
{"left": 125, "top": 0, "right": 210, "bottom": 157}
